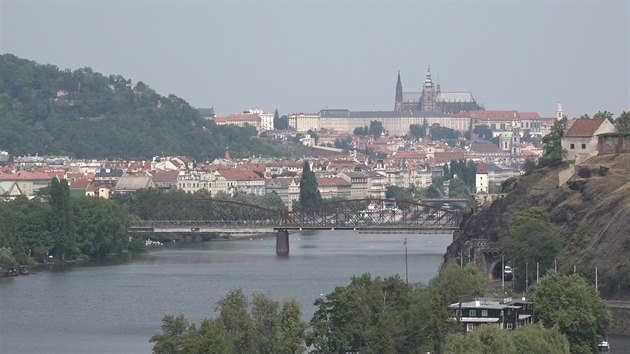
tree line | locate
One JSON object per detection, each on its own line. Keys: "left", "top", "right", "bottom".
{"left": 150, "top": 262, "right": 611, "bottom": 354}
{"left": 0, "top": 178, "right": 130, "bottom": 268}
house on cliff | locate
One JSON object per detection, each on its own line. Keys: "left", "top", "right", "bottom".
{"left": 561, "top": 118, "right": 616, "bottom": 162}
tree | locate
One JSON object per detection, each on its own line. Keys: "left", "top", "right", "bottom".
{"left": 448, "top": 178, "right": 470, "bottom": 198}
{"left": 521, "top": 157, "right": 537, "bottom": 174}
{"left": 275, "top": 114, "right": 289, "bottom": 130}
{"left": 593, "top": 110, "right": 614, "bottom": 121}
{"left": 473, "top": 124, "right": 493, "bottom": 141}
{"left": 150, "top": 290, "right": 308, "bottom": 354}
{"left": 539, "top": 117, "right": 567, "bottom": 166}
{"left": 307, "top": 274, "right": 414, "bottom": 354}
{"left": 422, "top": 184, "right": 442, "bottom": 198}
{"left": 49, "top": 178, "right": 76, "bottom": 261}
{"left": 429, "top": 124, "right": 460, "bottom": 140}
{"left": 385, "top": 185, "right": 413, "bottom": 201}
{"left": 444, "top": 323, "right": 569, "bottom": 354}
{"left": 368, "top": 120, "right": 384, "bottom": 137}
{"left": 530, "top": 272, "right": 611, "bottom": 354}
{"left": 0, "top": 247, "right": 17, "bottom": 270}
{"left": 150, "top": 314, "right": 192, "bottom": 354}
{"left": 409, "top": 121, "right": 428, "bottom": 139}
{"left": 299, "top": 161, "right": 321, "bottom": 208}
{"left": 334, "top": 136, "right": 353, "bottom": 150}
{"left": 614, "top": 111, "right": 630, "bottom": 131}
{"left": 424, "top": 263, "right": 486, "bottom": 353}
{"left": 501, "top": 207, "right": 561, "bottom": 290}
{"left": 353, "top": 125, "right": 369, "bottom": 136}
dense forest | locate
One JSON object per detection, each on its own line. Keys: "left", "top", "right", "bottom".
{"left": 0, "top": 54, "right": 278, "bottom": 160}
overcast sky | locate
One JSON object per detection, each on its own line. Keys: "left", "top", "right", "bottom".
{"left": 1, "top": 0, "right": 628, "bottom": 118}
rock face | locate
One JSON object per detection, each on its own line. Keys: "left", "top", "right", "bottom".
{"left": 446, "top": 154, "right": 630, "bottom": 299}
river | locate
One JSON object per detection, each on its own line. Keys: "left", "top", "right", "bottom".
{"left": 0, "top": 230, "right": 452, "bottom": 353}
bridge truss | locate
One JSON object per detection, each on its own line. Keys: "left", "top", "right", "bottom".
{"left": 129, "top": 198, "right": 463, "bottom": 233}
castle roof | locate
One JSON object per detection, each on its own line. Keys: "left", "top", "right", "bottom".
{"left": 437, "top": 92, "right": 475, "bottom": 103}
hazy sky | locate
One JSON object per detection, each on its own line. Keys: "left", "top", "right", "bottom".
{"left": 1, "top": 0, "right": 628, "bottom": 118}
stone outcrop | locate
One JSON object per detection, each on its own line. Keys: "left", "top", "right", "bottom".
{"left": 447, "top": 154, "right": 630, "bottom": 300}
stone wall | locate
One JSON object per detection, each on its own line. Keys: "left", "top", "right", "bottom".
{"left": 607, "top": 301, "right": 630, "bottom": 335}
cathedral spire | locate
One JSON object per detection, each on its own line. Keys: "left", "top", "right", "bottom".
{"left": 394, "top": 70, "right": 403, "bottom": 111}
{"left": 423, "top": 64, "right": 434, "bottom": 87}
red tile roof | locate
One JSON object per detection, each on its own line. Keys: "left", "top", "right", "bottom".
{"left": 430, "top": 151, "right": 465, "bottom": 164}
{"left": 456, "top": 110, "right": 541, "bottom": 120}
{"left": 70, "top": 179, "right": 91, "bottom": 190}
{"left": 564, "top": 118, "right": 607, "bottom": 137}
{"left": 469, "top": 142, "right": 503, "bottom": 154}
{"left": 218, "top": 170, "right": 263, "bottom": 180}
{"left": 316, "top": 177, "right": 351, "bottom": 186}
{"left": 151, "top": 170, "right": 180, "bottom": 182}
{"left": 392, "top": 151, "right": 426, "bottom": 160}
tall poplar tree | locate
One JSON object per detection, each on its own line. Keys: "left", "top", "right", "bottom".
{"left": 50, "top": 178, "right": 76, "bottom": 261}
{"left": 299, "top": 161, "right": 321, "bottom": 208}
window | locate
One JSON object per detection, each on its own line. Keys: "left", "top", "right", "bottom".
{"left": 466, "top": 323, "right": 474, "bottom": 332}
{"left": 469, "top": 310, "right": 476, "bottom": 317}
{"left": 507, "top": 323, "right": 513, "bottom": 330}
{"left": 481, "top": 310, "right": 488, "bottom": 317}
{"left": 581, "top": 144, "right": 586, "bottom": 149}
{"left": 570, "top": 143, "right": 575, "bottom": 149}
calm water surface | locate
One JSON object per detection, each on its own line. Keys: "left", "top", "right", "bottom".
{"left": 0, "top": 231, "right": 452, "bottom": 354}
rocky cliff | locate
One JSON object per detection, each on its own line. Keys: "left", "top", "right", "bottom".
{"left": 446, "top": 153, "right": 630, "bottom": 300}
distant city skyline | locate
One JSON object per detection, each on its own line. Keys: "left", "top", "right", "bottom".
{"left": 1, "top": 0, "right": 628, "bottom": 118}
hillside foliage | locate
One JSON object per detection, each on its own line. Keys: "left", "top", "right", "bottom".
{"left": 0, "top": 54, "right": 277, "bottom": 160}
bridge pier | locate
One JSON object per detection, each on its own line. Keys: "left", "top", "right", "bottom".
{"left": 276, "top": 230, "right": 289, "bottom": 256}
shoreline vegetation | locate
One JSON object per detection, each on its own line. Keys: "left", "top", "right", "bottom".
{"left": 0, "top": 184, "right": 285, "bottom": 274}
{"left": 149, "top": 264, "right": 610, "bottom": 354}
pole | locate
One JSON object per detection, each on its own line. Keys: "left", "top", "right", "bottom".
{"left": 536, "top": 262, "right": 539, "bottom": 283}
{"left": 404, "top": 238, "right": 408, "bottom": 285}
{"left": 525, "top": 261, "right": 529, "bottom": 294}
{"left": 595, "top": 266, "right": 598, "bottom": 293}
{"left": 502, "top": 255, "right": 505, "bottom": 290}
{"left": 554, "top": 258, "right": 557, "bottom": 272}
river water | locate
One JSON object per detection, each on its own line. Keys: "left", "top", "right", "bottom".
{"left": 0, "top": 230, "right": 452, "bottom": 354}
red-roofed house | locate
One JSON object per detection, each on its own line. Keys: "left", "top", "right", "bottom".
{"left": 316, "top": 177, "right": 352, "bottom": 199}
{"left": 0, "top": 170, "right": 52, "bottom": 196}
{"left": 561, "top": 118, "right": 617, "bottom": 162}
{"left": 70, "top": 179, "right": 94, "bottom": 197}
{"left": 218, "top": 170, "right": 265, "bottom": 196}
{"left": 430, "top": 151, "right": 465, "bottom": 165}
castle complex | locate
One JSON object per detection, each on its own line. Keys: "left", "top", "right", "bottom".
{"left": 286, "top": 67, "right": 552, "bottom": 137}
{"left": 394, "top": 66, "right": 483, "bottom": 114}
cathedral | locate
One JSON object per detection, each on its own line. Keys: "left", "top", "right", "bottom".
{"left": 394, "top": 67, "right": 483, "bottom": 114}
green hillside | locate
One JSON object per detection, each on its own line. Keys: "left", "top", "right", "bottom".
{"left": 0, "top": 54, "right": 277, "bottom": 160}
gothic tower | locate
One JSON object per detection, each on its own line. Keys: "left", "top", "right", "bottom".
{"left": 394, "top": 71, "right": 403, "bottom": 111}
{"left": 420, "top": 65, "right": 435, "bottom": 112}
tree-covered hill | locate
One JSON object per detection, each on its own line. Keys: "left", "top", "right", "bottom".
{"left": 0, "top": 54, "right": 277, "bottom": 160}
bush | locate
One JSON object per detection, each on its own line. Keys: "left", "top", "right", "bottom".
{"left": 577, "top": 167, "right": 591, "bottom": 178}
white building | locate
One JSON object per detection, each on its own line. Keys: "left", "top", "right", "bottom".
{"left": 561, "top": 118, "right": 617, "bottom": 162}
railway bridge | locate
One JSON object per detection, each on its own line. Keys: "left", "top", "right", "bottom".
{"left": 129, "top": 198, "right": 465, "bottom": 254}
